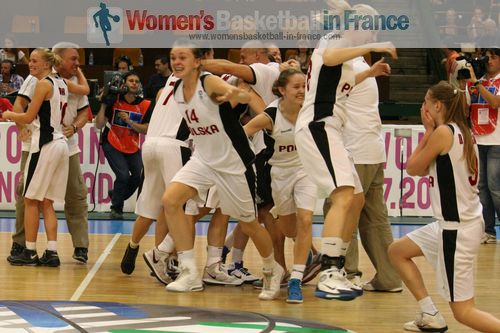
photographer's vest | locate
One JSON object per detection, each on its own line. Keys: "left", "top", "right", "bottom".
{"left": 107, "top": 97, "right": 151, "bottom": 154}
{"left": 467, "top": 74, "right": 500, "bottom": 136}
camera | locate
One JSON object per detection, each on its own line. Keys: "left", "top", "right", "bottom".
{"left": 455, "top": 55, "right": 489, "bottom": 80}
{"left": 102, "top": 73, "right": 128, "bottom": 106}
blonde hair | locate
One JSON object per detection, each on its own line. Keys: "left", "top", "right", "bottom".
{"left": 428, "top": 81, "right": 477, "bottom": 174}
{"left": 33, "top": 48, "right": 62, "bottom": 68}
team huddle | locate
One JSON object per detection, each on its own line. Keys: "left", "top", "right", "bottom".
{"left": 3, "top": 2, "right": 500, "bottom": 332}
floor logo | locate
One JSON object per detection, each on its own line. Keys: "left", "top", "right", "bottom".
{"left": 87, "top": 2, "right": 123, "bottom": 46}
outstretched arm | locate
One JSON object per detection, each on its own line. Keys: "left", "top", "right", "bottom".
{"left": 201, "top": 59, "right": 255, "bottom": 83}
{"left": 204, "top": 75, "right": 250, "bottom": 106}
{"left": 243, "top": 113, "right": 273, "bottom": 137}
{"left": 324, "top": 42, "right": 397, "bottom": 67}
{"left": 355, "top": 57, "right": 391, "bottom": 84}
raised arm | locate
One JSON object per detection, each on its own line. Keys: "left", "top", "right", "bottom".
{"left": 65, "top": 68, "right": 90, "bottom": 96}
{"left": 355, "top": 57, "right": 391, "bottom": 84}
{"left": 243, "top": 113, "right": 273, "bottom": 137}
{"left": 323, "top": 42, "right": 397, "bottom": 67}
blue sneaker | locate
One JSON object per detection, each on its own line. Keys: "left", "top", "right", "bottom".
{"left": 287, "top": 278, "right": 303, "bottom": 304}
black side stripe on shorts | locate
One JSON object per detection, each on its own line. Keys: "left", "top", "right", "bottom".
{"left": 23, "top": 152, "right": 41, "bottom": 196}
{"left": 180, "top": 146, "right": 191, "bottom": 165}
{"left": 308, "top": 121, "right": 337, "bottom": 187}
{"left": 442, "top": 229, "right": 458, "bottom": 302}
{"left": 436, "top": 153, "right": 460, "bottom": 222}
{"left": 244, "top": 166, "right": 257, "bottom": 216}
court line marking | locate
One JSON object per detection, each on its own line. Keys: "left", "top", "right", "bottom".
{"left": 70, "top": 233, "right": 121, "bottom": 301}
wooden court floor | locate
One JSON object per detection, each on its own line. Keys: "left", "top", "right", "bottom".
{"left": 0, "top": 231, "right": 499, "bottom": 332}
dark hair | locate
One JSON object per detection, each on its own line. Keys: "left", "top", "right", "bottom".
{"left": 116, "top": 55, "right": 133, "bottom": 70}
{"left": 428, "top": 81, "right": 477, "bottom": 174}
{"left": 1, "top": 59, "right": 15, "bottom": 74}
{"left": 154, "top": 55, "right": 169, "bottom": 64}
{"left": 272, "top": 68, "right": 304, "bottom": 97}
{"left": 122, "top": 71, "right": 140, "bottom": 83}
{"left": 485, "top": 48, "right": 500, "bottom": 56}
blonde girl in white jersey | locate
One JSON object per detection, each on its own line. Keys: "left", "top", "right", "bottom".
{"left": 389, "top": 81, "right": 500, "bottom": 332}
{"left": 161, "top": 41, "right": 284, "bottom": 299}
{"left": 294, "top": 1, "right": 397, "bottom": 301}
{"left": 3, "top": 48, "right": 89, "bottom": 267}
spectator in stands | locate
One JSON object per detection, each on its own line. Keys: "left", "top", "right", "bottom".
{"left": 0, "top": 34, "right": 29, "bottom": 64}
{"left": 115, "top": 56, "right": 133, "bottom": 73}
{"left": 440, "top": 9, "right": 462, "bottom": 44}
{"left": 476, "top": 18, "right": 500, "bottom": 45}
{"left": 467, "top": 7, "right": 486, "bottom": 42}
{"left": 144, "top": 55, "right": 170, "bottom": 99}
{"left": 0, "top": 97, "right": 13, "bottom": 121}
{"left": 287, "top": 45, "right": 312, "bottom": 74}
{"left": 0, "top": 59, "right": 24, "bottom": 95}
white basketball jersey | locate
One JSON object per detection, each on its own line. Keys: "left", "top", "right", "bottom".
{"left": 146, "top": 74, "right": 189, "bottom": 143}
{"left": 296, "top": 36, "right": 355, "bottom": 131}
{"left": 18, "top": 75, "right": 38, "bottom": 152}
{"left": 429, "top": 123, "right": 482, "bottom": 223}
{"left": 248, "top": 62, "right": 280, "bottom": 105}
{"left": 30, "top": 76, "right": 68, "bottom": 153}
{"left": 173, "top": 73, "right": 254, "bottom": 174}
{"left": 264, "top": 99, "right": 301, "bottom": 168}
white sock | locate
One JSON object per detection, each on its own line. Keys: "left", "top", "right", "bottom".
{"left": 206, "top": 245, "right": 223, "bottom": 266}
{"left": 418, "top": 296, "right": 438, "bottom": 315}
{"left": 341, "top": 241, "right": 350, "bottom": 256}
{"left": 322, "top": 237, "right": 343, "bottom": 257}
{"left": 291, "top": 264, "right": 306, "bottom": 281}
{"left": 232, "top": 248, "right": 244, "bottom": 264}
{"left": 26, "top": 241, "right": 36, "bottom": 251}
{"left": 262, "top": 253, "right": 274, "bottom": 271}
{"left": 157, "top": 234, "right": 175, "bottom": 253}
{"left": 129, "top": 241, "right": 139, "bottom": 249}
{"left": 177, "top": 249, "right": 196, "bottom": 269}
{"left": 47, "top": 241, "right": 57, "bottom": 252}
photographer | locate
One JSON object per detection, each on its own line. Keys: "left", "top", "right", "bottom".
{"left": 95, "top": 72, "right": 153, "bottom": 219}
{"left": 466, "top": 48, "right": 500, "bottom": 244}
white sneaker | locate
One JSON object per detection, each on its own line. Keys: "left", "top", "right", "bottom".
{"left": 362, "top": 282, "right": 403, "bottom": 293}
{"left": 202, "top": 262, "right": 243, "bottom": 286}
{"left": 228, "top": 262, "right": 260, "bottom": 283}
{"left": 259, "top": 262, "right": 285, "bottom": 300}
{"left": 143, "top": 248, "right": 172, "bottom": 285}
{"left": 314, "top": 268, "right": 358, "bottom": 301}
{"left": 165, "top": 263, "right": 204, "bottom": 292}
{"left": 345, "top": 273, "right": 363, "bottom": 296}
{"left": 481, "top": 233, "right": 497, "bottom": 244}
{"left": 403, "top": 312, "right": 448, "bottom": 332}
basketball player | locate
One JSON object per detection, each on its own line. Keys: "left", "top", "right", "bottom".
{"left": 3, "top": 48, "right": 89, "bottom": 267}
{"left": 294, "top": 3, "right": 397, "bottom": 300}
{"left": 244, "top": 69, "right": 317, "bottom": 303}
{"left": 389, "top": 81, "right": 500, "bottom": 332}
{"left": 162, "top": 42, "right": 284, "bottom": 300}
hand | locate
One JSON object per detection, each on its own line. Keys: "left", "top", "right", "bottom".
{"left": 19, "top": 127, "right": 32, "bottom": 141}
{"left": 63, "top": 125, "right": 75, "bottom": 138}
{"left": 216, "top": 86, "right": 244, "bottom": 103}
{"left": 279, "top": 59, "right": 301, "bottom": 72}
{"left": 117, "top": 111, "right": 130, "bottom": 123}
{"left": 371, "top": 42, "right": 398, "bottom": 59}
{"left": 468, "top": 64, "right": 478, "bottom": 84}
{"left": 2, "top": 110, "right": 14, "bottom": 120}
{"left": 369, "top": 57, "right": 391, "bottom": 77}
{"left": 420, "top": 103, "right": 435, "bottom": 131}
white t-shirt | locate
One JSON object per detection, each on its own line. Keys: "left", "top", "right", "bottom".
{"left": 63, "top": 75, "right": 89, "bottom": 156}
{"left": 343, "top": 57, "right": 386, "bottom": 164}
